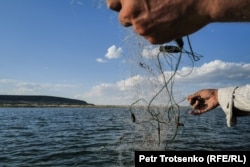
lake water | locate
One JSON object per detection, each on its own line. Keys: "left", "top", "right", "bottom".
{"left": 0, "top": 107, "right": 249, "bottom": 167}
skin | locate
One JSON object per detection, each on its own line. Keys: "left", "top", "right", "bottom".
{"left": 106, "top": 0, "right": 250, "bottom": 44}
{"left": 106, "top": 0, "right": 250, "bottom": 114}
{"left": 187, "top": 89, "right": 219, "bottom": 115}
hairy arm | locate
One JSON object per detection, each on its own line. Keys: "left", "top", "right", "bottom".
{"left": 107, "top": 0, "right": 250, "bottom": 44}
{"left": 209, "top": 0, "right": 250, "bottom": 22}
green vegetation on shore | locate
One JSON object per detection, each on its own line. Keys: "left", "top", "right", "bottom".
{"left": 0, "top": 95, "right": 94, "bottom": 107}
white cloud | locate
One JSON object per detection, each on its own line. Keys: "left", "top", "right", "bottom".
{"left": 175, "top": 60, "right": 250, "bottom": 86}
{"left": 105, "top": 45, "right": 123, "bottom": 59}
{"left": 0, "top": 79, "right": 78, "bottom": 96}
{"left": 82, "top": 75, "right": 150, "bottom": 105}
{"left": 96, "top": 58, "right": 107, "bottom": 63}
{"left": 83, "top": 60, "right": 250, "bottom": 105}
{"left": 0, "top": 79, "right": 16, "bottom": 84}
{"left": 116, "top": 75, "right": 145, "bottom": 91}
{"left": 96, "top": 45, "right": 123, "bottom": 63}
{"left": 141, "top": 46, "right": 159, "bottom": 59}
{"left": 1, "top": 60, "right": 249, "bottom": 105}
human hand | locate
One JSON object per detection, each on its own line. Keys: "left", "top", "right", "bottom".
{"left": 106, "top": 0, "right": 212, "bottom": 44}
{"left": 187, "top": 89, "right": 219, "bottom": 115}
{"left": 106, "top": 0, "right": 250, "bottom": 44}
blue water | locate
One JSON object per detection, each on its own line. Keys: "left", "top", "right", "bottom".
{"left": 0, "top": 107, "right": 249, "bottom": 167}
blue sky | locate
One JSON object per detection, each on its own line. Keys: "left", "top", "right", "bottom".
{"left": 1, "top": 0, "right": 250, "bottom": 105}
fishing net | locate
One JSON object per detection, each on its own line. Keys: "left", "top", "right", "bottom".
{"left": 72, "top": 0, "right": 204, "bottom": 162}
{"left": 125, "top": 36, "right": 203, "bottom": 150}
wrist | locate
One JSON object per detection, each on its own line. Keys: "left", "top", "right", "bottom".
{"left": 214, "top": 89, "right": 219, "bottom": 106}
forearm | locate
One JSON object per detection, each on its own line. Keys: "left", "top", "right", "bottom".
{"left": 107, "top": 0, "right": 250, "bottom": 44}
{"left": 207, "top": 0, "right": 250, "bottom": 22}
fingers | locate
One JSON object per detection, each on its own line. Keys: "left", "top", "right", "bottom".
{"left": 106, "top": 0, "right": 121, "bottom": 12}
{"left": 188, "top": 96, "right": 199, "bottom": 106}
{"left": 187, "top": 92, "right": 200, "bottom": 104}
{"left": 187, "top": 94, "right": 208, "bottom": 115}
{"left": 189, "top": 110, "right": 202, "bottom": 115}
{"left": 187, "top": 89, "right": 219, "bottom": 115}
{"left": 187, "top": 94, "right": 204, "bottom": 108}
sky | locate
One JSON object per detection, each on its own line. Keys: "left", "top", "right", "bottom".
{"left": 0, "top": 0, "right": 250, "bottom": 105}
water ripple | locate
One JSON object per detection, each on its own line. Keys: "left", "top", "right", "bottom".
{"left": 0, "top": 107, "right": 249, "bottom": 166}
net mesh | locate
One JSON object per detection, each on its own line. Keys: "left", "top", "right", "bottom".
{"left": 125, "top": 36, "right": 202, "bottom": 150}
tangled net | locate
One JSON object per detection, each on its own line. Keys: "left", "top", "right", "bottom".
{"left": 128, "top": 36, "right": 202, "bottom": 150}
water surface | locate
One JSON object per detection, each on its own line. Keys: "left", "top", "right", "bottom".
{"left": 0, "top": 107, "right": 249, "bottom": 167}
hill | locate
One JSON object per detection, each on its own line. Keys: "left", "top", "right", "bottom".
{"left": 0, "top": 95, "right": 94, "bottom": 107}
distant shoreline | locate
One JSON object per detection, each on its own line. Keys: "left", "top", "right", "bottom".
{"left": 0, "top": 95, "right": 95, "bottom": 108}
{"left": 0, "top": 104, "right": 130, "bottom": 108}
